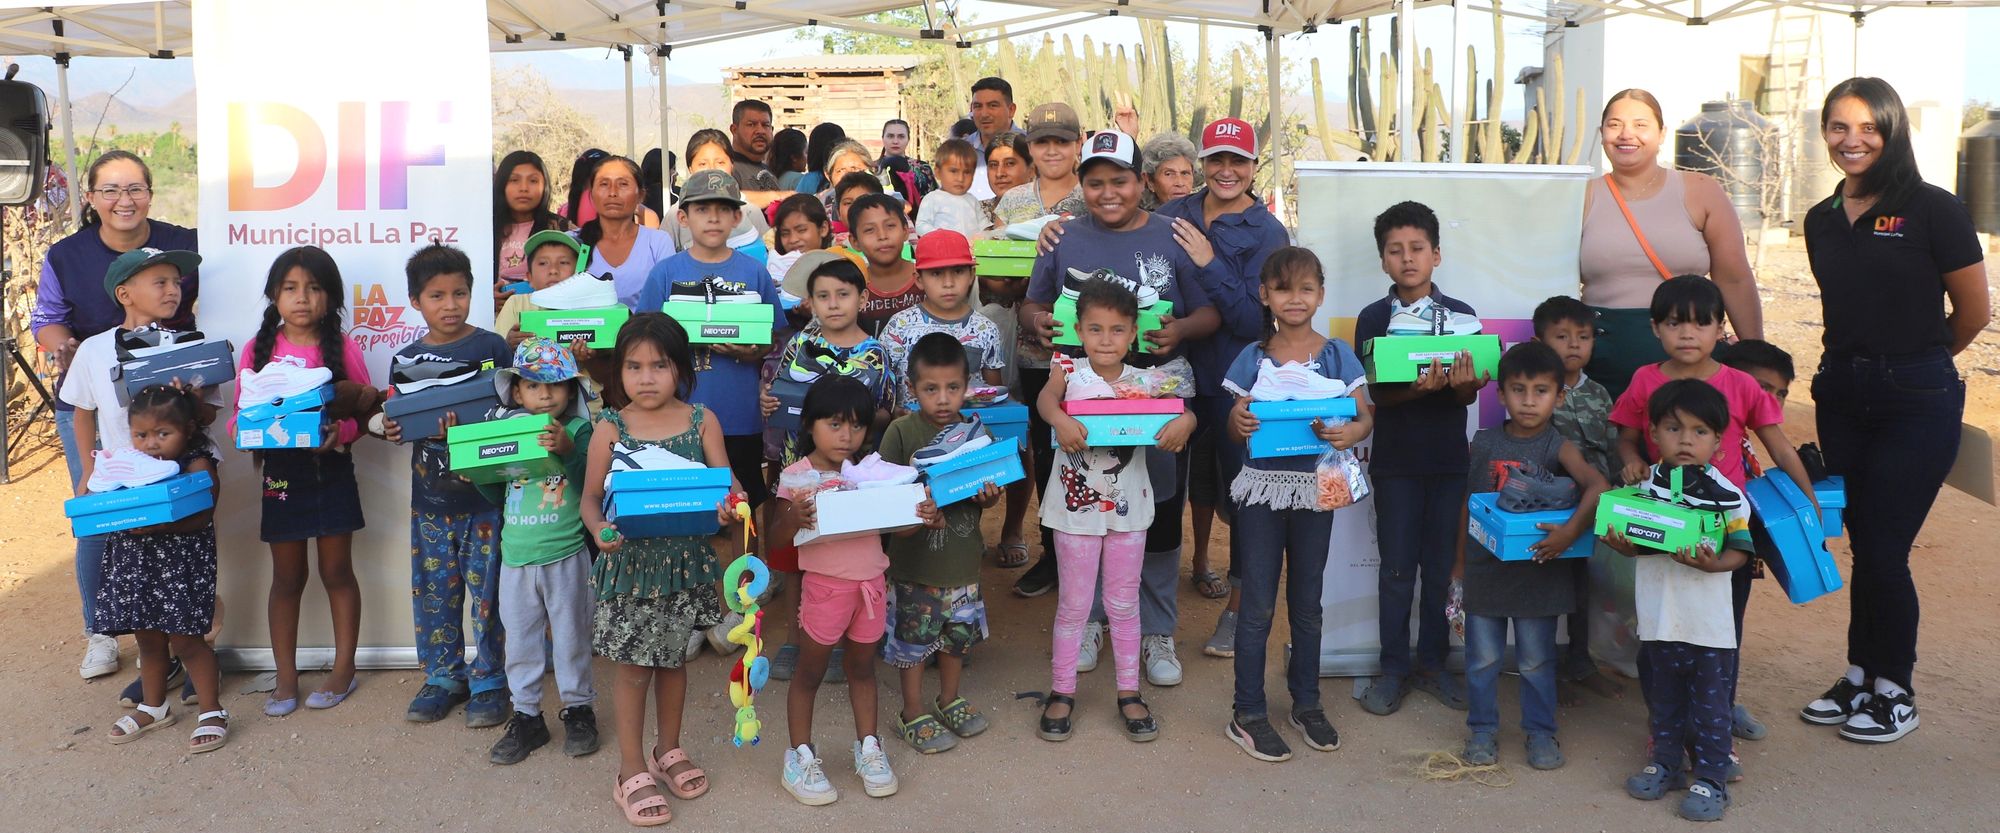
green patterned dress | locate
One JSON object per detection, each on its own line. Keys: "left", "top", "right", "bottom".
{"left": 591, "top": 406, "right": 724, "bottom": 668}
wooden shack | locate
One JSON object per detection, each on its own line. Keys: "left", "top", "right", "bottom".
{"left": 725, "top": 55, "right": 924, "bottom": 154}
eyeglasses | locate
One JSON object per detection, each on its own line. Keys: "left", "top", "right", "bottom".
{"left": 91, "top": 185, "right": 152, "bottom": 200}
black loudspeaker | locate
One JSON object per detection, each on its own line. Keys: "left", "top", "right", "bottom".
{"left": 0, "top": 79, "right": 47, "bottom": 207}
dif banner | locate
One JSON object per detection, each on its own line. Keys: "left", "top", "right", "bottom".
{"left": 195, "top": 0, "right": 494, "bottom": 668}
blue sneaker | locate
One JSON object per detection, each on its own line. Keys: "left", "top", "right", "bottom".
{"left": 405, "top": 683, "right": 468, "bottom": 723}
{"left": 465, "top": 689, "right": 509, "bottom": 728}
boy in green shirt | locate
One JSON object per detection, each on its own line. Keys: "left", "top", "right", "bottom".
{"left": 476, "top": 337, "right": 599, "bottom": 765}
{"left": 878, "top": 333, "right": 1003, "bottom": 754}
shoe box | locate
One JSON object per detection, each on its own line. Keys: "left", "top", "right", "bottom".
{"left": 519, "top": 306, "right": 631, "bottom": 349}
{"left": 792, "top": 483, "right": 926, "bottom": 547}
{"left": 1058, "top": 398, "right": 1185, "bottom": 447}
{"left": 973, "top": 239, "right": 1035, "bottom": 279}
{"left": 447, "top": 412, "right": 565, "bottom": 484}
{"left": 1593, "top": 486, "right": 1725, "bottom": 554}
{"left": 1361, "top": 334, "right": 1502, "bottom": 384}
{"left": 113, "top": 339, "right": 235, "bottom": 406}
{"left": 1467, "top": 491, "right": 1594, "bottom": 561}
{"left": 64, "top": 470, "right": 215, "bottom": 537}
{"left": 661, "top": 300, "right": 776, "bottom": 345}
{"left": 1245, "top": 397, "right": 1359, "bottom": 458}
{"left": 1745, "top": 473, "right": 1843, "bottom": 604}
{"left": 1814, "top": 476, "right": 1846, "bottom": 537}
{"left": 236, "top": 382, "right": 335, "bottom": 450}
{"left": 961, "top": 402, "right": 1028, "bottom": 444}
{"left": 382, "top": 369, "right": 502, "bottom": 442}
{"left": 768, "top": 376, "right": 811, "bottom": 433}
{"left": 920, "top": 436, "right": 1026, "bottom": 506}
{"left": 1051, "top": 295, "right": 1173, "bottom": 349}
{"left": 606, "top": 467, "right": 733, "bottom": 538}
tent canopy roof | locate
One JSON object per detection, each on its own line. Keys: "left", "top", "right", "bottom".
{"left": 0, "top": 1, "right": 1992, "bottom": 60}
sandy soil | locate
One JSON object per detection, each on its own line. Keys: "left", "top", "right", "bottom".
{"left": 2, "top": 240, "right": 1997, "bottom": 832}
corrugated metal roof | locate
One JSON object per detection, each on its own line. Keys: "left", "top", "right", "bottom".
{"left": 724, "top": 55, "right": 925, "bottom": 74}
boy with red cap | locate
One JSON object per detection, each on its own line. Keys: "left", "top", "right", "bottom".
{"left": 880, "top": 230, "right": 1006, "bottom": 408}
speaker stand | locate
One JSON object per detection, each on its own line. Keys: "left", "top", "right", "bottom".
{"left": 1, "top": 207, "right": 58, "bottom": 484}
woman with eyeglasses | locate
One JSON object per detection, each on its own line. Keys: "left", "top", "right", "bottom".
{"left": 31, "top": 149, "right": 200, "bottom": 688}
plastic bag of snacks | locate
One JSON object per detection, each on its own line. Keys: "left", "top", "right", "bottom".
{"left": 1313, "top": 441, "right": 1369, "bottom": 511}
{"left": 1444, "top": 578, "right": 1466, "bottom": 639}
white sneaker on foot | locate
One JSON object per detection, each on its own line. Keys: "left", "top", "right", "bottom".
{"left": 1840, "top": 684, "right": 1919, "bottom": 744}
{"left": 782, "top": 743, "right": 839, "bottom": 805}
{"left": 80, "top": 633, "right": 120, "bottom": 679}
{"left": 707, "top": 611, "right": 744, "bottom": 655}
{"left": 852, "top": 735, "right": 899, "bottom": 797}
{"left": 1143, "top": 634, "right": 1184, "bottom": 686}
{"left": 1076, "top": 622, "right": 1103, "bottom": 673}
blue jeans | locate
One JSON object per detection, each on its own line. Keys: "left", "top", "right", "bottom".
{"left": 1813, "top": 349, "right": 1964, "bottom": 691}
{"left": 1230, "top": 500, "right": 1333, "bottom": 719}
{"left": 56, "top": 408, "right": 109, "bottom": 633}
{"left": 1465, "top": 613, "right": 1559, "bottom": 737}
{"left": 411, "top": 509, "right": 507, "bottom": 693}
{"left": 1373, "top": 473, "right": 1462, "bottom": 676}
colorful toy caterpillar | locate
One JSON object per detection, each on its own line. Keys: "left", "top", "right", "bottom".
{"left": 722, "top": 494, "right": 769, "bottom": 747}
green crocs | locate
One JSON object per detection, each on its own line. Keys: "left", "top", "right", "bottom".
{"left": 932, "top": 696, "right": 990, "bottom": 738}
{"left": 897, "top": 711, "right": 959, "bottom": 754}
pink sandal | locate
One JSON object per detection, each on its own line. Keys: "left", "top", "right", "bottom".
{"left": 612, "top": 772, "right": 671, "bottom": 827}
{"left": 650, "top": 746, "right": 709, "bottom": 799}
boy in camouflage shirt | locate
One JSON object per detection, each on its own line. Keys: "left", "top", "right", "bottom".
{"left": 1532, "top": 296, "right": 1624, "bottom": 702}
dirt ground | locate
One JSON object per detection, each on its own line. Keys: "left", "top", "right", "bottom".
{"left": 2, "top": 239, "right": 1996, "bottom": 832}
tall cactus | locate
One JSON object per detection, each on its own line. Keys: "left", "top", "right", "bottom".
{"left": 1190, "top": 22, "right": 1213, "bottom": 142}
{"left": 1513, "top": 109, "right": 1541, "bottom": 164}
{"left": 1549, "top": 52, "right": 1567, "bottom": 165}
{"left": 1485, "top": 7, "right": 1504, "bottom": 163}
{"left": 1229, "top": 50, "right": 1245, "bottom": 121}
{"left": 1458, "top": 45, "right": 1476, "bottom": 163}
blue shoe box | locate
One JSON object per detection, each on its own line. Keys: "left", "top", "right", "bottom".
{"left": 606, "top": 467, "right": 732, "bottom": 538}
{"left": 1745, "top": 473, "right": 1843, "bottom": 604}
{"left": 1466, "top": 491, "right": 1593, "bottom": 561}
{"left": 921, "top": 436, "right": 1026, "bottom": 506}
{"left": 1051, "top": 414, "right": 1179, "bottom": 447}
{"left": 962, "top": 402, "right": 1028, "bottom": 445}
{"left": 238, "top": 383, "right": 335, "bottom": 423}
{"left": 113, "top": 339, "right": 236, "bottom": 406}
{"left": 64, "top": 470, "right": 215, "bottom": 537}
{"left": 237, "top": 409, "right": 325, "bottom": 450}
{"left": 382, "top": 370, "right": 501, "bottom": 443}
{"left": 768, "top": 376, "right": 810, "bottom": 433}
{"left": 1246, "top": 398, "right": 1359, "bottom": 458}
{"left": 1815, "top": 477, "right": 1846, "bottom": 537}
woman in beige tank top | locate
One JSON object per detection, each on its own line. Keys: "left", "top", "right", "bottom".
{"left": 1579, "top": 89, "right": 1763, "bottom": 398}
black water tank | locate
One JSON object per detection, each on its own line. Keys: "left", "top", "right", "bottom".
{"left": 1676, "top": 100, "right": 1774, "bottom": 226}
{"left": 1959, "top": 109, "right": 2000, "bottom": 234}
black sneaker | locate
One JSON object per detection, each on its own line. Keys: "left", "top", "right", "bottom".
{"left": 1013, "top": 554, "right": 1059, "bottom": 598}
{"left": 117, "top": 326, "right": 204, "bottom": 359}
{"left": 671, "top": 275, "right": 757, "bottom": 304}
{"left": 1839, "top": 688, "right": 1918, "bottom": 744}
{"left": 784, "top": 337, "right": 842, "bottom": 383}
{"left": 1800, "top": 676, "right": 1871, "bottom": 725}
{"left": 390, "top": 354, "right": 477, "bottom": 394}
{"left": 1646, "top": 464, "right": 1740, "bottom": 512}
{"left": 1289, "top": 709, "right": 1341, "bottom": 752}
{"left": 487, "top": 711, "right": 550, "bottom": 765}
{"left": 560, "top": 705, "right": 601, "bottom": 757}
{"left": 117, "top": 656, "right": 188, "bottom": 707}
{"left": 1228, "top": 715, "right": 1293, "bottom": 762}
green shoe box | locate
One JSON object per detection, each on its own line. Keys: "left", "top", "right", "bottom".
{"left": 974, "top": 239, "right": 1037, "bottom": 279}
{"left": 520, "top": 306, "right": 631, "bottom": 349}
{"left": 1052, "top": 295, "right": 1172, "bottom": 348}
{"left": 1593, "top": 486, "right": 1725, "bottom": 553}
{"left": 447, "top": 413, "right": 562, "bottom": 484}
{"left": 661, "top": 301, "right": 776, "bottom": 345}
{"left": 1361, "top": 334, "right": 1502, "bottom": 384}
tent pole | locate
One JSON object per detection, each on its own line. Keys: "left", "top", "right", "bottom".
{"left": 624, "top": 46, "right": 636, "bottom": 158}
{"left": 658, "top": 49, "right": 671, "bottom": 205}
{"left": 55, "top": 54, "right": 78, "bottom": 226}
{"left": 1265, "top": 29, "right": 1286, "bottom": 226}
{"left": 1449, "top": 0, "right": 1465, "bottom": 164}
{"left": 1398, "top": 0, "right": 1418, "bottom": 162}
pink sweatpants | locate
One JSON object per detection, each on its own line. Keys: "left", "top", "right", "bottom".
{"left": 1051, "top": 529, "right": 1147, "bottom": 694}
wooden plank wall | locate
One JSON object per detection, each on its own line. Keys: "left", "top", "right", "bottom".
{"left": 729, "top": 69, "right": 910, "bottom": 154}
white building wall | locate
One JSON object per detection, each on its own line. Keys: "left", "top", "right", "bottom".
{"left": 1548, "top": 8, "right": 1966, "bottom": 194}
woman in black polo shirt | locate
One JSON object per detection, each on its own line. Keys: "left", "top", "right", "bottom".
{"left": 1800, "top": 77, "right": 1989, "bottom": 744}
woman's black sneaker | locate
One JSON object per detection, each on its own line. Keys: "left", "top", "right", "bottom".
{"left": 1289, "top": 709, "right": 1341, "bottom": 751}
{"left": 1800, "top": 676, "right": 1871, "bottom": 725}
{"left": 560, "top": 705, "right": 601, "bottom": 757}
{"left": 1840, "top": 689, "right": 1919, "bottom": 744}
{"left": 487, "top": 712, "right": 550, "bottom": 765}
{"left": 1228, "top": 715, "right": 1293, "bottom": 762}
{"left": 1013, "top": 555, "right": 1059, "bottom": 597}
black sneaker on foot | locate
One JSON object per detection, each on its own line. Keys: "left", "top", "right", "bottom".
{"left": 1840, "top": 689, "right": 1918, "bottom": 744}
{"left": 1228, "top": 715, "right": 1293, "bottom": 762}
{"left": 1013, "top": 555, "right": 1059, "bottom": 597}
{"left": 1800, "top": 676, "right": 1870, "bottom": 725}
{"left": 488, "top": 711, "right": 550, "bottom": 765}
{"left": 1289, "top": 709, "right": 1340, "bottom": 751}
{"left": 560, "top": 705, "right": 601, "bottom": 757}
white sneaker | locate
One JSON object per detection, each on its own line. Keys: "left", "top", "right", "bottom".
{"left": 1247, "top": 359, "right": 1351, "bottom": 401}
{"left": 852, "top": 735, "right": 899, "bottom": 797}
{"left": 1076, "top": 622, "right": 1103, "bottom": 673}
{"left": 1385, "top": 302, "right": 1483, "bottom": 335}
{"left": 1840, "top": 685, "right": 1919, "bottom": 744}
{"left": 707, "top": 611, "right": 744, "bottom": 656}
{"left": 604, "top": 442, "right": 701, "bottom": 490}
{"left": 684, "top": 629, "right": 704, "bottom": 662}
{"left": 528, "top": 270, "right": 617, "bottom": 310}
{"left": 85, "top": 448, "right": 179, "bottom": 492}
{"left": 80, "top": 633, "right": 120, "bottom": 679}
{"left": 782, "top": 743, "right": 839, "bottom": 806}
{"left": 237, "top": 357, "right": 333, "bottom": 407}
{"left": 1143, "top": 634, "right": 1184, "bottom": 686}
